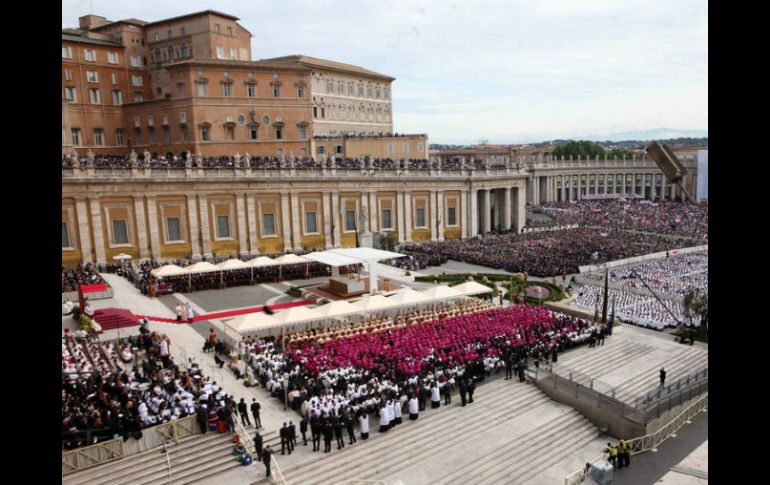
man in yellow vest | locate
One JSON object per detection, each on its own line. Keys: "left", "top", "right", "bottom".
{"left": 604, "top": 442, "right": 618, "bottom": 468}
{"left": 617, "top": 439, "right": 631, "bottom": 468}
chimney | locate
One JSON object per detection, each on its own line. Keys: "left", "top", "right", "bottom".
{"left": 79, "top": 15, "right": 109, "bottom": 30}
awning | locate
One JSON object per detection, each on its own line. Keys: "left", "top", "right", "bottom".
{"left": 451, "top": 281, "right": 494, "bottom": 296}
{"left": 272, "top": 254, "right": 310, "bottom": 265}
{"left": 216, "top": 259, "right": 248, "bottom": 271}
{"left": 225, "top": 312, "right": 281, "bottom": 336}
{"left": 354, "top": 294, "right": 399, "bottom": 312}
{"left": 272, "top": 306, "right": 322, "bottom": 325}
{"left": 248, "top": 256, "right": 278, "bottom": 267}
{"left": 312, "top": 300, "right": 361, "bottom": 318}
{"left": 151, "top": 264, "right": 187, "bottom": 277}
{"left": 387, "top": 287, "right": 431, "bottom": 306}
{"left": 302, "top": 248, "right": 405, "bottom": 267}
{"left": 420, "top": 285, "right": 463, "bottom": 301}
{"left": 186, "top": 262, "right": 220, "bottom": 273}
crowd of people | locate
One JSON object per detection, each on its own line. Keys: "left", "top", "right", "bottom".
{"left": 395, "top": 228, "right": 693, "bottom": 276}
{"left": 581, "top": 252, "right": 708, "bottom": 297}
{"left": 62, "top": 263, "right": 107, "bottom": 293}
{"left": 532, "top": 200, "right": 708, "bottom": 241}
{"left": 570, "top": 285, "right": 686, "bottom": 330}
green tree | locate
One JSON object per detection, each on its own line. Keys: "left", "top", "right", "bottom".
{"left": 553, "top": 140, "right": 605, "bottom": 159}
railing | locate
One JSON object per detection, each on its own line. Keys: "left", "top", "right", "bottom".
{"left": 563, "top": 393, "right": 708, "bottom": 485}
{"left": 153, "top": 414, "right": 198, "bottom": 445}
{"left": 62, "top": 437, "right": 125, "bottom": 476}
{"left": 272, "top": 454, "right": 288, "bottom": 485}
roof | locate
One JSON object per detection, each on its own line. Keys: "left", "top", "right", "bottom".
{"left": 61, "top": 33, "right": 122, "bottom": 47}
{"left": 165, "top": 58, "right": 310, "bottom": 72}
{"left": 144, "top": 10, "right": 239, "bottom": 27}
{"left": 260, "top": 55, "right": 395, "bottom": 81}
{"left": 303, "top": 248, "right": 404, "bottom": 267}
{"left": 90, "top": 18, "right": 148, "bottom": 30}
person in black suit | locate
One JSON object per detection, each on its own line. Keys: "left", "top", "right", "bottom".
{"left": 322, "top": 419, "right": 334, "bottom": 453}
{"left": 288, "top": 421, "right": 297, "bottom": 451}
{"left": 333, "top": 415, "right": 345, "bottom": 450}
{"left": 467, "top": 379, "right": 475, "bottom": 404}
{"left": 250, "top": 399, "right": 261, "bottom": 428}
{"left": 262, "top": 445, "right": 273, "bottom": 478}
{"left": 237, "top": 398, "right": 251, "bottom": 427}
{"left": 345, "top": 414, "right": 357, "bottom": 445}
{"left": 279, "top": 422, "right": 291, "bottom": 455}
{"left": 311, "top": 415, "right": 321, "bottom": 451}
{"left": 300, "top": 417, "right": 309, "bottom": 445}
{"left": 459, "top": 380, "right": 468, "bottom": 407}
{"left": 253, "top": 431, "right": 263, "bottom": 462}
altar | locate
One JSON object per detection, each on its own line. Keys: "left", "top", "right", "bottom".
{"left": 328, "top": 276, "right": 366, "bottom": 296}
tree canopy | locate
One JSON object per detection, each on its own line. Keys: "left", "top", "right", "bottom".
{"left": 552, "top": 140, "right": 635, "bottom": 160}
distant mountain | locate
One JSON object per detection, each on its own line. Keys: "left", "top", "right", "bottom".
{"left": 581, "top": 128, "right": 707, "bottom": 143}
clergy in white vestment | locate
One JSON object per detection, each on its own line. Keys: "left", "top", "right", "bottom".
{"left": 359, "top": 412, "right": 370, "bottom": 440}
{"left": 408, "top": 396, "right": 419, "bottom": 420}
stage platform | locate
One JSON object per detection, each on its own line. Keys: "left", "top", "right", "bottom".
{"left": 304, "top": 276, "right": 403, "bottom": 302}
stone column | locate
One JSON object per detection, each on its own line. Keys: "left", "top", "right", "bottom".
{"left": 323, "top": 191, "right": 333, "bottom": 249}
{"left": 436, "top": 190, "right": 445, "bottom": 241}
{"left": 621, "top": 174, "right": 627, "bottom": 195}
{"left": 186, "top": 194, "right": 202, "bottom": 260}
{"left": 291, "top": 193, "right": 302, "bottom": 251}
{"left": 368, "top": 191, "right": 378, "bottom": 233}
{"left": 429, "top": 189, "right": 438, "bottom": 242}
{"left": 75, "top": 198, "right": 93, "bottom": 263}
{"left": 133, "top": 196, "right": 150, "bottom": 259}
{"left": 469, "top": 189, "right": 478, "bottom": 236}
{"left": 503, "top": 187, "right": 512, "bottom": 230}
{"left": 404, "top": 191, "right": 412, "bottom": 242}
{"left": 235, "top": 193, "right": 249, "bottom": 257}
{"left": 88, "top": 198, "right": 108, "bottom": 264}
{"left": 198, "top": 195, "right": 213, "bottom": 258}
{"left": 482, "top": 189, "right": 491, "bottom": 233}
{"left": 533, "top": 177, "right": 540, "bottom": 205}
{"left": 331, "top": 192, "right": 341, "bottom": 247}
{"left": 460, "top": 190, "right": 469, "bottom": 238}
{"left": 514, "top": 185, "right": 526, "bottom": 233}
{"left": 396, "top": 190, "right": 405, "bottom": 243}
{"left": 145, "top": 196, "right": 162, "bottom": 261}
{"left": 246, "top": 195, "right": 259, "bottom": 255}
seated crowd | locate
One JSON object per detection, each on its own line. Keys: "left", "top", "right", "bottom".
{"left": 581, "top": 252, "right": 708, "bottom": 297}
{"left": 62, "top": 330, "right": 236, "bottom": 449}
{"left": 395, "top": 228, "right": 693, "bottom": 277}
{"left": 570, "top": 284, "right": 686, "bottom": 330}
{"left": 533, "top": 200, "right": 708, "bottom": 241}
{"left": 62, "top": 263, "right": 107, "bottom": 293}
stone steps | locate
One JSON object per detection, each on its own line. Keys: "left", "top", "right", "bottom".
{"left": 615, "top": 346, "right": 707, "bottom": 397}
{"left": 565, "top": 341, "right": 656, "bottom": 378}
{"left": 277, "top": 379, "right": 543, "bottom": 484}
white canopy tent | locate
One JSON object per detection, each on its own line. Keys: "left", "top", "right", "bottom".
{"left": 302, "top": 248, "right": 405, "bottom": 294}
{"left": 272, "top": 306, "right": 323, "bottom": 327}
{"left": 225, "top": 311, "right": 281, "bottom": 338}
{"left": 388, "top": 287, "right": 432, "bottom": 306}
{"left": 313, "top": 300, "right": 361, "bottom": 319}
{"left": 248, "top": 256, "right": 278, "bottom": 267}
{"left": 151, "top": 264, "right": 187, "bottom": 277}
{"left": 186, "top": 261, "right": 220, "bottom": 273}
{"left": 217, "top": 259, "right": 249, "bottom": 271}
{"left": 420, "top": 285, "right": 463, "bottom": 301}
{"left": 354, "top": 294, "right": 399, "bottom": 312}
{"left": 451, "top": 281, "right": 494, "bottom": 296}
{"left": 272, "top": 254, "right": 310, "bottom": 265}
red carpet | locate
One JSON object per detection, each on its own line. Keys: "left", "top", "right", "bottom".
{"left": 93, "top": 308, "right": 140, "bottom": 332}
{"left": 136, "top": 299, "right": 314, "bottom": 324}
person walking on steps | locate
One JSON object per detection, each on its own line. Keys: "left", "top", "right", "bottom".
{"left": 660, "top": 368, "right": 667, "bottom": 387}
{"left": 253, "top": 431, "right": 263, "bottom": 462}
{"left": 300, "top": 416, "right": 309, "bottom": 445}
{"left": 323, "top": 419, "right": 334, "bottom": 453}
{"left": 467, "top": 379, "right": 476, "bottom": 404}
{"left": 333, "top": 415, "right": 345, "bottom": 450}
{"left": 280, "top": 422, "right": 291, "bottom": 455}
{"left": 251, "top": 398, "right": 262, "bottom": 428}
{"left": 345, "top": 413, "right": 357, "bottom": 445}
{"left": 311, "top": 415, "right": 322, "bottom": 451}
{"left": 262, "top": 445, "right": 273, "bottom": 478}
{"left": 459, "top": 380, "right": 468, "bottom": 406}
{"left": 237, "top": 398, "right": 251, "bottom": 427}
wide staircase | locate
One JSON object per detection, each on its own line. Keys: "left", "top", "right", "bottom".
{"left": 253, "top": 378, "right": 607, "bottom": 485}
{"left": 63, "top": 429, "right": 281, "bottom": 485}
{"left": 93, "top": 308, "right": 140, "bottom": 332}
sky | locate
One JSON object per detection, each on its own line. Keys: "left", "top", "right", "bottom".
{"left": 62, "top": 0, "right": 708, "bottom": 145}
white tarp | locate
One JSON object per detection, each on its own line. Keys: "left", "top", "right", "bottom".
{"left": 354, "top": 294, "right": 399, "bottom": 312}
{"left": 452, "top": 281, "right": 494, "bottom": 296}
{"left": 226, "top": 311, "right": 281, "bottom": 335}
{"left": 303, "top": 251, "right": 363, "bottom": 267}
{"left": 151, "top": 264, "right": 187, "bottom": 277}
{"left": 248, "top": 256, "right": 278, "bottom": 267}
{"left": 216, "top": 259, "right": 248, "bottom": 271}
{"left": 186, "top": 261, "right": 220, "bottom": 273}
{"left": 273, "top": 254, "right": 310, "bottom": 265}
{"left": 272, "top": 306, "right": 323, "bottom": 325}
{"left": 420, "top": 285, "right": 463, "bottom": 301}
{"left": 388, "top": 288, "right": 432, "bottom": 306}
{"left": 313, "top": 300, "right": 361, "bottom": 318}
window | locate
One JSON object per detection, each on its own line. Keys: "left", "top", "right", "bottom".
{"left": 132, "top": 75, "right": 143, "bottom": 86}
{"left": 313, "top": 106, "right": 318, "bottom": 118}
{"left": 154, "top": 48, "right": 161, "bottom": 63}
{"left": 163, "top": 126, "right": 170, "bottom": 144}
{"left": 348, "top": 84, "right": 354, "bottom": 96}
{"left": 86, "top": 71, "right": 99, "bottom": 83}
{"left": 387, "top": 143, "right": 394, "bottom": 154}
{"left": 167, "top": 46, "right": 174, "bottom": 62}
{"left": 227, "top": 26, "right": 233, "bottom": 36}
{"left": 71, "top": 128, "right": 80, "bottom": 146}
{"left": 134, "top": 128, "right": 142, "bottom": 144}
{"left": 297, "top": 85, "right": 305, "bottom": 98}
{"left": 111, "top": 73, "right": 118, "bottom": 84}
{"left": 154, "top": 33, "right": 160, "bottom": 41}
{"left": 381, "top": 209, "right": 392, "bottom": 229}
{"left": 225, "top": 125, "right": 234, "bottom": 140}
{"left": 305, "top": 212, "right": 318, "bottom": 233}
{"left": 200, "top": 125, "right": 210, "bottom": 141}
{"left": 321, "top": 107, "right": 325, "bottom": 118}
{"left": 262, "top": 214, "right": 276, "bottom": 236}
{"left": 216, "top": 47, "right": 224, "bottom": 59}
{"left": 345, "top": 210, "right": 357, "bottom": 231}
{"left": 262, "top": 115, "right": 270, "bottom": 125}
{"left": 197, "top": 82, "right": 207, "bottom": 96}
{"left": 214, "top": 24, "right": 221, "bottom": 33}
{"left": 112, "top": 90, "right": 123, "bottom": 106}
{"left": 89, "top": 88, "right": 101, "bottom": 104}
{"left": 275, "top": 127, "right": 283, "bottom": 139}
{"left": 336, "top": 145, "right": 343, "bottom": 154}
{"left": 415, "top": 207, "right": 426, "bottom": 228}
{"left": 216, "top": 215, "right": 230, "bottom": 238}
{"left": 64, "top": 87, "right": 77, "bottom": 102}
{"left": 62, "top": 222, "right": 71, "bottom": 248}
{"left": 116, "top": 129, "right": 124, "bottom": 145}
{"left": 181, "top": 125, "right": 189, "bottom": 142}
{"left": 317, "top": 146, "right": 325, "bottom": 155}
{"left": 62, "top": 46, "right": 72, "bottom": 58}
{"left": 112, "top": 220, "right": 128, "bottom": 244}
{"left": 247, "top": 83, "right": 256, "bottom": 97}
{"left": 298, "top": 126, "right": 307, "bottom": 139}
{"left": 384, "top": 88, "right": 390, "bottom": 98}
{"left": 402, "top": 143, "right": 409, "bottom": 153}
{"left": 167, "top": 29, "right": 172, "bottom": 39}
{"left": 134, "top": 92, "right": 143, "bottom": 102}
{"left": 223, "top": 83, "right": 232, "bottom": 97}
{"left": 338, "top": 82, "right": 345, "bottom": 94}
{"left": 272, "top": 84, "right": 281, "bottom": 97}
{"left": 107, "top": 52, "right": 119, "bottom": 64}
{"left": 64, "top": 69, "right": 72, "bottom": 81}
{"left": 180, "top": 44, "right": 188, "bottom": 58}
{"left": 166, "top": 217, "right": 181, "bottom": 241}
{"left": 130, "top": 55, "right": 142, "bottom": 67}
{"left": 229, "top": 48, "right": 237, "bottom": 60}
{"left": 181, "top": 27, "right": 186, "bottom": 36}
{"left": 84, "top": 49, "right": 96, "bottom": 61}
{"left": 249, "top": 125, "right": 258, "bottom": 140}
{"left": 177, "top": 83, "right": 185, "bottom": 97}
{"left": 367, "top": 86, "right": 373, "bottom": 97}
{"left": 417, "top": 143, "right": 424, "bottom": 152}
{"left": 328, "top": 81, "right": 334, "bottom": 93}
{"left": 447, "top": 207, "right": 457, "bottom": 226}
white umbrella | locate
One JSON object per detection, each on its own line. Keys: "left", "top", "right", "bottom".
{"left": 451, "top": 281, "right": 494, "bottom": 296}
{"left": 388, "top": 288, "right": 432, "bottom": 306}
{"left": 113, "top": 253, "right": 133, "bottom": 262}
{"left": 420, "top": 285, "right": 463, "bottom": 301}
{"left": 354, "top": 294, "right": 398, "bottom": 312}
{"left": 151, "top": 264, "right": 187, "bottom": 277}
{"left": 217, "top": 259, "right": 248, "bottom": 271}
{"left": 186, "top": 262, "right": 220, "bottom": 273}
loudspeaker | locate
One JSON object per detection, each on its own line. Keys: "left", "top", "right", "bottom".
{"left": 646, "top": 142, "right": 687, "bottom": 184}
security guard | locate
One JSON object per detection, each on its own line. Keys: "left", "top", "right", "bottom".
{"left": 617, "top": 439, "right": 630, "bottom": 468}
{"left": 604, "top": 442, "right": 618, "bottom": 468}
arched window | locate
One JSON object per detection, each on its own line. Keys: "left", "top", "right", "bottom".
{"left": 167, "top": 46, "right": 174, "bottom": 61}
{"left": 154, "top": 48, "right": 161, "bottom": 63}
{"left": 180, "top": 44, "right": 188, "bottom": 58}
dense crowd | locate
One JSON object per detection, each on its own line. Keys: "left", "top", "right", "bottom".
{"left": 62, "top": 263, "right": 107, "bottom": 293}
{"left": 570, "top": 285, "right": 686, "bottom": 330}
{"left": 62, "top": 329, "right": 234, "bottom": 449}
{"left": 395, "top": 228, "right": 693, "bottom": 276}
{"left": 581, "top": 252, "right": 708, "bottom": 297}
{"left": 533, "top": 200, "right": 708, "bottom": 240}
